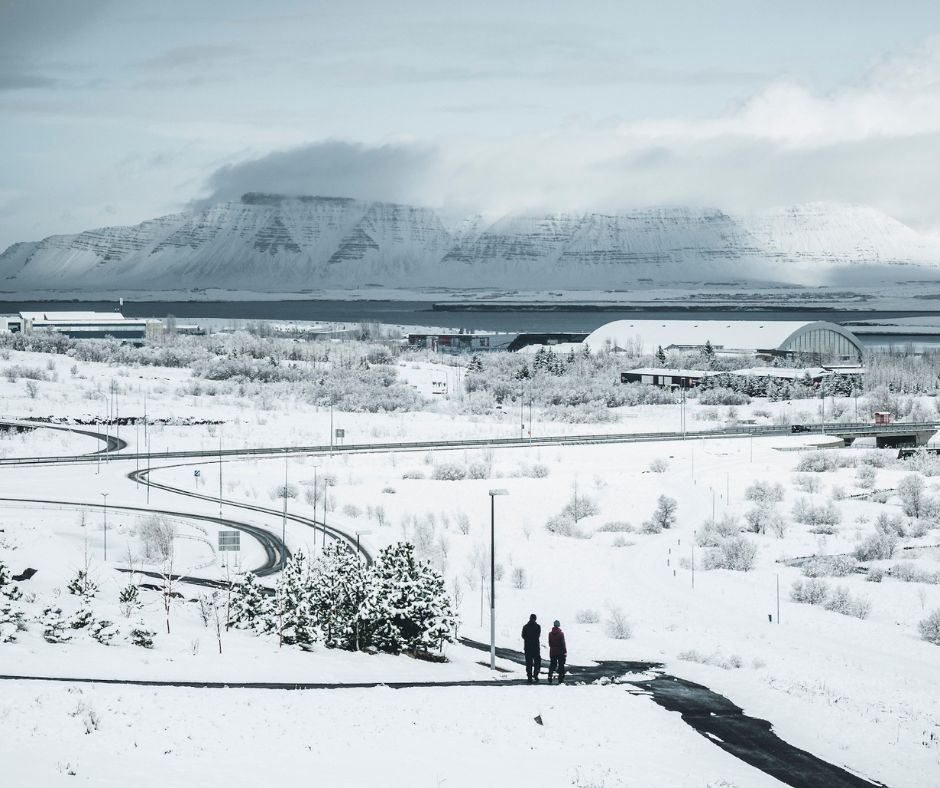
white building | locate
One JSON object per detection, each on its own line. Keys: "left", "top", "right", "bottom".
{"left": 586, "top": 319, "right": 863, "bottom": 362}
{"left": 3, "top": 311, "right": 148, "bottom": 341}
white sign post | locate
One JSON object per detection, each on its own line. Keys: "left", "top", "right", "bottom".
{"left": 218, "top": 529, "right": 241, "bottom": 569}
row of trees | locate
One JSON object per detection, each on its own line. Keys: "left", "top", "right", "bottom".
{"left": 229, "top": 542, "right": 457, "bottom": 655}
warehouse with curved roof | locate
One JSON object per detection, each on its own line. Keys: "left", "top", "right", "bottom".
{"left": 584, "top": 320, "right": 863, "bottom": 362}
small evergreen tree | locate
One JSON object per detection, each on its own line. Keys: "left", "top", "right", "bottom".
{"left": 129, "top": 621, "right": 155, "bottom": 648}
{"left": 228, "top": 572, "right": 270, "bottom": 632}
{"left": 39, "top": 606, "right": 72, "bottom": 644}
{"left": 467, "top": 354, "right": 483, "bottom": 374}
{"left": 655, "top": 346, "right": 667, "bottom": 366}
{"left": 0, "top": 563, "right": 24, "bottom": 642}
{"left": 118, "top": 584, "right": 142, "bottom": 618}
{"left": 363, "top": 543, "right": 457, "bottom": 655}
{"left": 89, "top": 620, "right": 119, "bottom": 645}
{"left": 67, "top": 569, "right": 98, "bottom": 600}
{"left": 273, "top": 552, "right": 316, "bottom": 648}
{"left": 310, "top": 543, "right": 366, "bottom": 650}
{"left": 69, "top": 607, "right": 94, "bottom": 630}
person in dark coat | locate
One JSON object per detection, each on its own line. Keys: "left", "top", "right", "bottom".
{"left": 521, "top": 613, "right": 542, "bottom": 683}
{"left": 548, "top": 619, "right": 567, "bottom": 684}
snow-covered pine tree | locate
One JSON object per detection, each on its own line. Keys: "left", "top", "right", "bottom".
{"left": 228, "top": 571, "right": 271, "bottom": 632}
{"left": 67, "top": 568, "right": 98, "bottom": 599}
{"left": 310, "top": 542, "right": 366, "bottom": 650}
{"left": 467, "top": 354, "right": 483, "bottom": 374}
{"left": 128, "top": 620, "right": 155, "bottom": 648}
{"left": 89, "top": 620, "right": 119, "bottom": 645}
{"left": 0, "top": 561, "right": 24, "bottom": 643}
{"left": 69, "top": 607, "right": 94, "bottom": 630}
{"left": 39, "top": 606, "right": 72, "bottom": 644}
{"left": 118, "top": 583, "right": 142, "bottom": 618}
{"left": 363, "top": 542, "right": 457, "bottom": 655}
{"left": 273, "top": 552, "right": 316, "bottom": 648}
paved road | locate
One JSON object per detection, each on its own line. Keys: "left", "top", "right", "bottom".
{"left": 1, "top": 418, "right": 937, "bottom": 467}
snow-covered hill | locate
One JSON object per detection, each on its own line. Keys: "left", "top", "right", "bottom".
{"left": 2, "top": 194, "right": 939, "bottom": 292}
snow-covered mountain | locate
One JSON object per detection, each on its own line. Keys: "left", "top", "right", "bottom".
{"left": 2, "top": 194, "right": 939, "bottom": 292}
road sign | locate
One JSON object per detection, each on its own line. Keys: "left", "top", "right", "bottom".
{"left": 218, "top": 530, "right": 240, "bottom": 552}
{"left": 194, "top": 469, "right": 201, "bottom": 477}
{"left": 335, "top": 428, "right": 345, "bottom": 439}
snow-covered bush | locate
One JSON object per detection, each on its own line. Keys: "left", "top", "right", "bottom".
{"left": 824, "top": 586, "right": 872, "bottom": 619}
{"left": 118, "top": 584, "right": 141, "bottom": 618}
{"left": 791, "top": 498, "right": 841, "bottom": 530}
{"left": 677, "top": 650, "right": 743, "bottom": 670}
{"left": 545, "top": 515, "right": 588, "bottom": 539}
{"left": 744, "top": 505, "right": 786, "bottom": 537}
{"left": 128, "top": 622, "right": 155, "bottom": 648}
{"left": 854, "top": 531, "right": 898, "bottom": 561}
{"left": 919, "top": 609, "right": 940, "bottom": 645}
{"left": 795, "top": 452, "right": 838, "bottom": 473}
{"left": 89, "top": 620, "right": 119, "bottom": 645}
{"left": 801, "top": 556, "right": 857, "bottom": 577}
{"left": 575, "top": 609, "right": 600, "bottom": 624}
{"left": 898, "top": 474, "right": 937, "bottom": 518}
{"left": 875, "top": 512, "right": 906, "bottom": 538}
{"left": 511, "top": 567, "right": 528, "bottom": 589}
{"left": 401, "top": 469, "right": 425, "bottom": 480}
{"left": 0, "top": 561, "right": 24, "bottom": 642}
{"left": 703, "top": 536, "right": 758, "bottom": 571}
{"left": 431, "top": 463, "right": 466, "bottom": 481}
{"left": 562, "top": 489, "right": 600, "bottom": 523}
{"left": 39, "top": 606, "right": 72, "bottom": 644}
{"left": 697, "top": 387, "right": 750, "bottom": 406}
{"left": 67, "top": 569, "right": 98, "bottom": 599}
{"left": 855, "top": 466, "right": 877, "bottom": 490}
{"left": 696, "top": 514, "right": 740, "bottom": 546}
{"left": 791, "top": 578, "right": 830, "bottom": 604}
{"left": 793, "top": 474, "right": 821, "bottom": 493}
{"left": 596, "top": 521, "right": 633, "bottom": 533}
{"left": 744, "top": 480, "right": 784, "bottom": 505}
{"left": 604, "top": 607, "right": 632, "bottom": 639}
{"left": 866, "top": 567, "right": 885, "bottom": 583}
{"left": 648, "top": 458, "right": 669, "bottom": 473}
{"left": 889, "top": 562, "right": 940, "bottom": 584}
{"left": 648, "top": 495, "right": 677, "bottom": 531}
{"left": 228, "top": 572, "right": 270, "bottom": 632}
{"left": 140, "top": 515, "right": 176, "bottom": 562}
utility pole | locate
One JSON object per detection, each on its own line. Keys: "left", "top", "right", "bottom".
{"left": 281, "top": 450, "right": 289, "bottom": 569}
{"left": 101, "top": 493, "right": 109, "bottom": 561}
{"left": 218, "top": 426, "right": 223, "bottom": 518}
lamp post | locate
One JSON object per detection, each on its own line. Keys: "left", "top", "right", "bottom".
{"left": 101, "top": 492, "right": 109, "bottom": 561}
{"left": 281, "top": 450, "right": 289, "bottom": 570}
{"left": 488, "top": 488, "right": 509, "bottom": 670}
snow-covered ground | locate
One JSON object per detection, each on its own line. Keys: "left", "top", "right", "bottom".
{"left": 1, "top": 344, "right": 939, "bottom": 787}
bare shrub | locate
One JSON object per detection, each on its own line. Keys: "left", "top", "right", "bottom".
{"left": 596, "top": 521, "right": 634, "bottom": 533}
{"left": 919, "top": 609, "right": 940, "bottom": 645}
{"left": 648, "top": 458, "right": 669, "bottom": 473}
{"left": 793, "top": 474, "right": 821, "bottom": 493}
{"left": 855, "top": 466, "right": 877, "bottom": 490}
{"left": 140, "top": 515, "right": 176, "bottom": 562}
{"left": 696, "top": 514, "right": 740, "bottom": 546}
{"left": 604, "top": 608, "right": 632, "bottom": 639}
{"left": 649, "top": 495, "right": 677, "bottom": 531}
{"left": 575, "top": 609, "right": 600, "bottom": 624}
{"left": 703, "top": 536, "right": 757, "bottom": 571}
{"left": 545, "top": 515, "right": 589, "bottom": 539}
{"left": 432, "top": 463, "right": 466, "bottom": 481}
{"left": 744, "top": 506, "right": 786, "bottom": 537}
{"left": 795, "top": 452, "right": 837, "bottom": 472}
{"left": 677, "top": 650, "right": 743, "bottom": 670}
{"left": 401, "top": 469, "right": 425, "bottom": 480}
{"left": 744, "top": 480, "right": 784, "bottom": 505}
{"left": 791, "top": 498, "right": 841, "bottom": 530}
{"left": 455, "top": 512, "right": 471, "bottom": 535}
{"left": 801, "top": 556, "right": 857, "bottom": 577}
{"left": 824, "top": 586, "right": 872, "bottom": 619}
{"left": 511, "top": 567, "right": 527, "bottom": 589}
{"left": 898, "top": 474, "right": 930, "bottom": 518}
{"left": 791, "top": 578, "right": 830, "bottom": 604}
{"left": 854, "top": 531, "right": 898, "bottom": 561}
{"left": 342, "top": 504, "right": 361, "bottom": 519}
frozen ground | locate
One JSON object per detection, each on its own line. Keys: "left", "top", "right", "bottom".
{"left": 1, "top": 344, "right": 939, "bottom": 786}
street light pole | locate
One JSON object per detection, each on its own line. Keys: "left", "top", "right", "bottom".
{"left": 281, "top": 450, "right": 289, "bottom": 569}
{"left": 101, "top": 493, "right": 109, "bottom": 561}
{"left": 488, "top": 489, "right": 509, "bottom": 670}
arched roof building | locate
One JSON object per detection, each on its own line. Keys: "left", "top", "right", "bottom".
{"left": 584, "top": 319, "right": 863, "bottom": 361}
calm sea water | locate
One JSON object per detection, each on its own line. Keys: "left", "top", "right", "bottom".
{"left": 1, "top": 300, "right": 937, "bottom": 335}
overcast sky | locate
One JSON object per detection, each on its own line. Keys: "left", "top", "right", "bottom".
{"left": 4, "top": 0, "right": 940, "bottom": 248}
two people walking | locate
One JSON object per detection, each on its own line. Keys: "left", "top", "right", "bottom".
{"left": 521, "top": 613, "right": 566, "bottom": 684}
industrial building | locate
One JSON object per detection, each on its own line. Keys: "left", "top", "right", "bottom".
{"left": 408, "top": 332, "right": 588, "bottom": 353}
{"left": 586, "top": 320, "right": 864, "bottom": 362}
{"left": 0, "top": 311, "right": 149, "bottom": 341}
{"left": 620, "top": 365, "right": 859, "bottom": 389}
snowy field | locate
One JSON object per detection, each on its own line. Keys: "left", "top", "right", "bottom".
{"left": 1, "top": 338, "right": 939, "bottom": 787}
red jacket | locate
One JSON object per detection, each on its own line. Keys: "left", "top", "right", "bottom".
{"left": 548, "top": 627, "right": 566, "bottom": 657}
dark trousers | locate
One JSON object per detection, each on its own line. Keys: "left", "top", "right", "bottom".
{"left": 525, "top": 651, "right": 541, "bottom": 679}
{"left": 549, "top": 655, "right": 566, "bottom": 682}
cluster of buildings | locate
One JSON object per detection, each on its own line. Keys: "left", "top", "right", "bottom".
{"left": 0, "top": 311, "right": 204, "bottom": 342}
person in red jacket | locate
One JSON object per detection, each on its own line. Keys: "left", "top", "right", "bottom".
{"left": 548, "top": 620, "right": 567, "bottom": 684}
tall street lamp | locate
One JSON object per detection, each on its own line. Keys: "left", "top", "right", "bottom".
{"left": 488, "top": 488, "right": 509, "bottom": 670}
{"left": 101, "top": 492, "right": 109, "bottom": 561}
